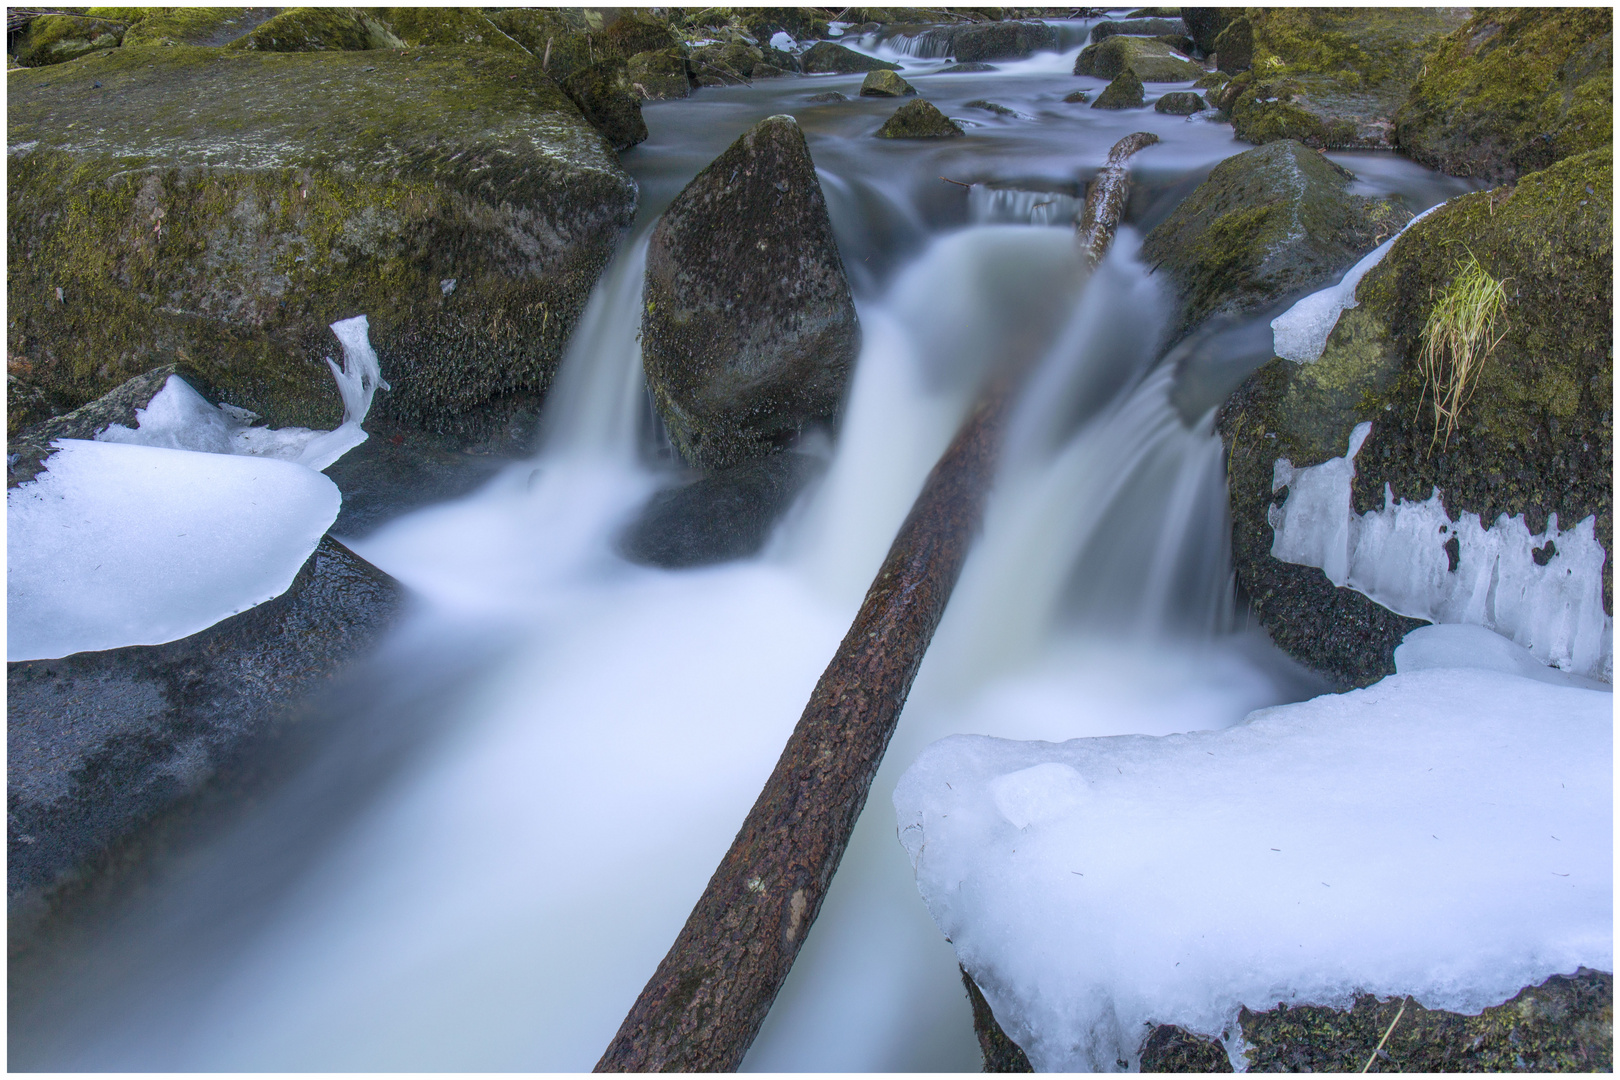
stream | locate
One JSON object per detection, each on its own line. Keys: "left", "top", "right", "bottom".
{"left": 10, "top": 22, "right": 1485, "bottom": 1072}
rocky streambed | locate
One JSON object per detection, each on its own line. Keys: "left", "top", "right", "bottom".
{"left": 7, "top": 6, "right": 1612, "bottom": 1073}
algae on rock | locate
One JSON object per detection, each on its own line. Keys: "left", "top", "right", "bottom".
{"left": 7, "top": 45, "right": 637, "bottom": 439}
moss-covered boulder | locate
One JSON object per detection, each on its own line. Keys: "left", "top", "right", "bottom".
{"left": 876, "top": 99, "right": 966, "bottom": 138}
{"left": 12, "top": 11, "right": 131, "bottom": 67}
{"left": 860, "top": 69, "right": 915, "bottom": 97}
{"left": 7, "top": 46, "right": 637, "bottom": 439}
{"left": 117, "top": 8, "right": 278, "bottom": 48}
{"left": 1075, "top": 36, "right": 1202, "bottom": 82}
{"left": 1193, "top": 70, "right": 1229, "bottom": 90}
{"left": 1183, "top": 7, "right": 1239, "bottom": 57}
{"left": 227, "top": 8, "right": 406, "bottom": 53}
{"left": 1395, "top": 8, "right": 1613, "bottom": 185}
{"left": 372, "top": 8, "right": 526, "bottom": 52}
{"left": 1155, "top": 90, "right": 1205, "bottom": 115}
{"left": 627, "top": 48, "right": 693, "bottom": 100}
{"left": 1089, "top": 18, "right": 1188, "bottom": 44}
{"left": 1219, "top": 149, "right": 1612, "bottom": 686}
{"left": 642, "top": 116, "right": 859, "bottom": 471}
{"left": 1212, "top": 14, "right": 1252, "bottom": 74}
{"left": 1091, "top": 69, "right": 1146, "bottom": 110}
{"left": 939, "top": 20, "right": 1059, "bottom": 63}
{"left": 558, "top": 61, "right": 649, "bottom": 150}
{"left": 1142, "top": 140, "right": 1408, "bottom": 339}
{"left": 800, "top": 41, "right": 900, "bottom": 74}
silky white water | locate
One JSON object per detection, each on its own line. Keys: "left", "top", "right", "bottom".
{"left": 11, "top": 33, "right": 1529, "bottom": 1072}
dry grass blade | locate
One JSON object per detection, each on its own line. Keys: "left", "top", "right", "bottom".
{"left": 1417, "top": 252, "right": 1508, "bottom": 452}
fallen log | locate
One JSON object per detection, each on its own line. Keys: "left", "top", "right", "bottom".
{"left": 595, "top": 131, "right": 1159, "bottom": 1073}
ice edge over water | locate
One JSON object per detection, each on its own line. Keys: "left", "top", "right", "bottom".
{"left": 1269, "top": 421, "right": 1612, "bottom": 680}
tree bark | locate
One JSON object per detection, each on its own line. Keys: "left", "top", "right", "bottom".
{"left": 595, "top": 132, "right": 1159, "bottom": 1074}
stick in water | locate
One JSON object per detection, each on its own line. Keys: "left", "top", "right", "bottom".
{"left": 595, "top": 132, "right": 1159, "bottom": 1073}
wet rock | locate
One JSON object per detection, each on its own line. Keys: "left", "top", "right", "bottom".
{"left": 1155, "top": 90, "right": 1205, "bottom": 115}
{"left": 938, "top": 61, "right": 998, "bottom": 74}
{"left": 1089, "top": 17, "right": 1188, "bottom": 44}
{"left": 7, "top": 536, "right": 403, "bottom": 913}
{"left": 642, "top": 116, "right": 859, "bottom": 470}
{"left": 800, "top": 41, "right": 900, "bottom": 74}
{"left": 962, "top": 968, "right": 1035, "bottom": 1072}
{"left": 939, "top": 20, "right": 1059, "bottom": 63}
{"left": 806, "top": 90, "right": 849, "bottom": 103}
{"left": 1182, "top": 8, "right": 1236, "bottom": 56}
{"left": 1142, "top": 139, "right": 1409, "bottom": 338}
{"left": 1218, "top": 148, "right": 1613, "bottom": 686}
{"left": 228, "top": 8, "right": 406, "bottom": 52}
{"left": 559, "top": 60, "right": 650, "bottom": 150}
{"left": 1062, "top": 90, "right": 1091, "bottom": 104}
{"left": 7, "top": 46, "right": 636, "bottom": 438}
{"left": 967, "top": 99, "right": 1018, "bottom": 116}
{"left": 617, "top": 452, "right": 826, "bottom": 568}
{"left": 1213, "top": 15, "right": 1252, "bottom": 74}
{"left": 860, "top": 69, "right": 915, "bottom": 97}
{"left": 1395, "top": 8, "right": 1613, "bottom": 184}
{"left": 627, "top": 48, "right": 694, "bottom": 100}
{"left": 1076, "top": 36, "right": 1202, "bottom": 82}
{"left": 1139, "top": 1025, "right": 1235, "bottom": 1071}
{"left": 323, "top": 420, "right": 519, "bottom": 539}
{"left": 1091, "top": 69, "right": 1146, "bottom": 110}
{"left": 1239, "top": 970, "right": 1613, "bottom": 1072}
{"left": 876, "top": 99, "right": 966, "bottom": 138}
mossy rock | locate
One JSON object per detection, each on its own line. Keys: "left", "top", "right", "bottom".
{"left": 1062, "top": 89, "right": 1090, "bottom": 104}
{"left": 1183, "top": 7, "right": 1240, "bottom": 56}
{"left": 1395, "top": 8, "right": 1613, "bottom": 184}
{"left": 1193, "top": 70, "right": 1229, "bottom": 90}
{"left": 876, "top": 99, "right": 965, "bottom": 138}
{"left": 1089, "top": 17, "right": 1188, "bottom": 44}
{"left": 967, "top": 99, "right": 1017, "bottom": 116}
{"left": 690, "top": 40, "right": 766, "bottom": 83}
{"left": 1239, "top": 969, "right": 1613, "bottom": 1071}
{"left": 800, "top": 40, "right": 900, "bottom": 74}
{"left": 642, "top": 116, "right": 859, "bottom": 470}
{"left": 1219, "top": 148, "right": 1612, "bottom": 685}
{"left": 486, "top": 8, "right": 595, "bottom": 80}
{"left": 228, "top": 9, "right": 406, "bottom": 53}
{"left": 372, "top": 8, "right": 527, "bottom": 53}
{"left": 938, "top": 61, "right": 998, "bottom": 74}
{"left": 7, "top": 46, "right": 636, "bottom": 439}
{"left": 1142, "top": 139, "right": 1409, "bottom": 339}
{"left": 938, "top": 21, "right": 1059, "bottom": 63}
{"left": 117, "top": 8, "right": 280, "bottom": 48}
{"left": 806, "top": 90, "right": 848, "bottom": 103}
{"left": 1155, "top": 90, "right": 1204, "bottom": 115}
{"left": 626, "top": 48, "right": 693, "bottom": 100}
{"left": 1212, "top": 15, "right": 1252, "bottom": 73}
{"left": 860, "top": 69, "right": 915, "bottom": 97}
{"left": 559, "top": 60, "right": 649, "bottom": 151}
{"left": 12, "top": 12, "right": 131, "bottom": 67}
{"left": 1226, "top": 76, "right": 1362, "bottom": 150}
{"left": 738, "top": 9, "right": 831, "bottom": 46}
{"left": 1075, "top": 36, "right": 1202, "bottom": 82}
{"left": 1092, "top": 69, "right": 1146, "bottom": 110}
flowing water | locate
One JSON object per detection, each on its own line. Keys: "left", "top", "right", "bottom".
{"left": 11, "top": 23, "right": 1484, "bottom": 1072}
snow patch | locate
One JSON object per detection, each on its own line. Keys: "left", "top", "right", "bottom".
{"left": 894, "top": 666, "right": 1613, "bottom": 1071}
{"left": 1269, "top": 422, "right": 1612, "bottom": 680}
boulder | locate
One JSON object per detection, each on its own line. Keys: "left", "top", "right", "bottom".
{"left": 1219, "top": 149, "right": 1612, "bottom": 685}
{"left": 8, "top": 535, "right": 402, "bottom": 914}
{"left": 118, "top": 8, "right": 281, "bottom": 48}
{"left": 1212, "top": 15, "right": 1252, "bottom": 73}
{"left": 227, "top": 8, "right": 406, "bottom": 52}
{"left": 941, "top": 20, "right": 1059, "bottom": 63}
{"left": 7, "top": 46, "right": 636, "bottom": 442}
{"left": 800, "top": 41, "right": 900, "bottom": 74}
{"left": 617, "top": 452, "right": 826, "bottom": 568}
{"left": 627, "top": 48, "right": 694, "bottom": 100}
{"left": 876, "top": 99, "right": 966, "bottom": 138}
{"left": 1089, "top": 18, "right": 1188, "bottom": 44}
{"left": 641, "top": 116, "right": 859, "bottom": 470}
{"left": 559, "top": 61, "right": 650, "bottom": 150}
{"left": 1075, "top": 37, "right": 1202, "bottom": 82}
{"left": 1141, "top": 140, "right": 1408, "bottom": 338}
{"left": 1091, "top": 69, "right": 1146, "bottom": 110}
{"left": 371, "top": 7, "right": 527, "bottom": 52}
{"left": 1395, "top": 8, "right": 1613, "bottom": 184}
{"left": 860, "top": 69, "right": 915, "bottom": 97}
{"left": 689, "top": 40, "right": 765, "bottom": 83}
{"left": 1154, "top": 90, "right": 1205, "bottom": 115}
{"left": 11, "top": 12, "right": 131, "bottom": 67}
{"left": 1182, "top": 7, "right": 1237, "bottom": 56}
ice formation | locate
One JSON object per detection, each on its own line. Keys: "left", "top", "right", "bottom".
{"left": 894, "top": 665, "right": 1613, "bottom": 1072}
{"left": 7, "top": 440, "right": 341, "bottom": 660}
{"left": 1270, "top": 201, "right": 1445, "bottom": 364}
{"left": 1269, "top": 421, "right": 1612, "bottom": 680}
{"left": 99, "top": 314, "right": 388, "bottom": 471}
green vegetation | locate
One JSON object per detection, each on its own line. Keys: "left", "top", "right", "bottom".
{"left": 228, "top": 9, "right": 405, "bottom": 53}
{"left": 1417, "top": 254, "right": 1508, "bottom": 451}
{"left": 876, "top": 99, "right": 963, "bottom": 138}
{"left": 120, "top": 8, "right": 276, "bottom": 47}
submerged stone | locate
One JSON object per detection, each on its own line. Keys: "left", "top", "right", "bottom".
{"left": 860, "top": 69, "right": 915, "bottom": 97}
{"left": 642, "top": 116, "right": 859, "bottom": 470}
{"left": 937, "top": 61, "right": 998, "bottom": 74}
{"left": 806, "top": 90, "right": 849, "bottom": 103}
{"left": 1062, "top": 90, "right": 1091, "bottom": 103}
{"left": 1091, "top": 69, "right": 1146, "bottom": 109}
{"left": 876, "top": 99, "right": 966, "bottom": 138}
{"left": 967, "top": 99, "right": 1018, "bottom": 117}
{"left": 6, "top": 46, "right": 636, "bottom": 440}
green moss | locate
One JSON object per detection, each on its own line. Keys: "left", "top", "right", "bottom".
{"left": 1075, "top": 36, "right": 1202, "bottom": 82}
{"left": 13, "top": 12, "right": 128, "bottom": 67}
{"left": 120, "top": 8, "right": 275, "bottom": 48}
{"left": 1396, "top": 9, "right": 1613, "bottom": 182}
{"left": 1246, "top": 8, "right": 1464, "bottom": 87}
{"left": 876, "top": 99, "right": 964, "bottom": 138}
{"left": 374, "top": 8, "right": 527, "bottom": 53}
{"left": 8, "top": 46, "right": 635, "bottom": 434}
{"left": 228, "top": 9, "right": 405, "bottom": 53}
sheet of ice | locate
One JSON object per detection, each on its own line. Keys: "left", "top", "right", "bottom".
{"left": 7, "top": 439, "right": 341, "bottom": 660}
{"left": 98, "top": 314, "right": 388, "bottom": 471}
{"left": 1271, "top": 201, "right": 1445, "bottom": 364}
{"left": 1394, "top": 623, "right": 1609, "bottom": 691}
{"left": 894, "top": 666, "right": 1613, "bottom": 1072}
{"left": 1269, "top": 421, "right": 1613, "bottom": 680}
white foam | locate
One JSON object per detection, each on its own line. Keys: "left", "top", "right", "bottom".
{"left": 7, "top": 439, "right": 341, "bottom": 660}
{"left": 1271, "top": 201, "right": 1446, "bottom": 364}
{"left": 1269, "top": 422, "right": 1612, "bottom": 680}
{"left": 894, "top": 666, "right": 1614, "bottom": 1071}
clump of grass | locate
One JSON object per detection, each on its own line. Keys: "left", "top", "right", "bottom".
{"left": 1417, "top": 252, "right": 1508, "bottom": 451}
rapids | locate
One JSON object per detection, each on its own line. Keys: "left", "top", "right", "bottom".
{"left": 9, "top": 21, "right": 1485, "bottom": 1072}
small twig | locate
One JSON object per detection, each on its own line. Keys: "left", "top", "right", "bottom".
{"left": 1361, "top": 997, "right": 1409, "bottom": 1073}
{"left": 939, "top": 175, "right": 973, "bottom": 188}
